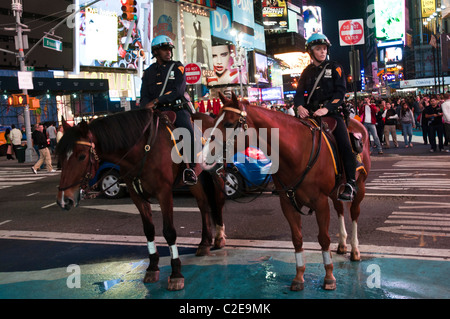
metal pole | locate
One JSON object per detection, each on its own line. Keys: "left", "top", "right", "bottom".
{"left": 12, "top": 0, "right": 33, "bottom": 162}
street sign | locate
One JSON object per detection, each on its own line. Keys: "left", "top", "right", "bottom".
{"left": 185, "top": 63, "right": 202, "bottom": 85}
{"left": 338, "top": 19, "right": 365, "bottom": 46}
{"left": 43, "top": 36, "right": 62, "bottom": 52}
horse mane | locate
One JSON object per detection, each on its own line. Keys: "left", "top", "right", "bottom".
{"left": 89, "top": 108, "right": 153, "bottom": 153}
{"left": 56, "top": 109, "right": 153, "bottom": 156}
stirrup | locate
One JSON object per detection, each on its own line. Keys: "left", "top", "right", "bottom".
{"left": 183, "top": 168, "right": 197, "bottom": 185}
{"left": 338, "top": 182, "right": 356, "bottom": 202}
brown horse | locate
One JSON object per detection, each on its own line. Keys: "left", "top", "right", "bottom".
{"left": 202, "top": 93, "right": 371, "bottom": 291}
{"left": 55, "top": 108, "right": 226, "bottom": 291}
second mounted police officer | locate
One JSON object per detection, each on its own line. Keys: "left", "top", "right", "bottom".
{"left": 140, "top": 35, "right": 198, "bottom": 185}
{"left": 294, "top": 33, "right": 357, "bottom": 202}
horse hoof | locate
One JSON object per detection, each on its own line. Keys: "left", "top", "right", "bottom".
{"left": 336, "top": 244, "right": 347, "bottom": 255}
{"left": 350, "top": 250, "right": 361, "bottom": 261}
{"left": 323, "top": 278, "right": 336, "bottom": 290}
{"left": 290, "top": 279, "right": 304, "bottom": 291}
{"left": 168, "top": 277, "right": 185, "bottom": 291}
{"left": 214, "top": 237, "right": 226, "bottom": 249}
{"left": 143, "top": 270, "right": 160, "bottom": 283}
{"left": 196, "top": 245, "right": 211, "bottom": 256}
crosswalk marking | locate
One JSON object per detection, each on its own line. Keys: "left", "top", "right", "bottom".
{"left": 370, "top": 159, "right": 450, "bottom": 238}
{"left": 0, "top": 166, "right": 57, "bottom": 189}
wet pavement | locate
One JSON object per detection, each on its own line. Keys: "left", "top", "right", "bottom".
{"left": 1, "top": 245, "right": 448, "bottom": 300}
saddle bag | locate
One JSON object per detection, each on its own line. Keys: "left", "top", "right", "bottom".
{"left": 350, "top": 132, "right": 363, "bottom": 153}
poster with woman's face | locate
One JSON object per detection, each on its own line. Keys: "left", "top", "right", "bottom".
{"left": 207, "top": 44, "right": 248, "bottom": 86}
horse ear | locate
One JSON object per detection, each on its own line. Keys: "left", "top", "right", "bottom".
{"left": 78, "top": 120, "right": 89, "bottom": 137}
{"left": 61, "top": 116, "right": 71, "bottom": 131}
{"left": 218, "top": 91, "right": 228, "bottom": 104}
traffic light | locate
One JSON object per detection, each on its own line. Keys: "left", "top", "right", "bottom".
{"left": 121, "top": 0, "right": 137, "bottom": 21}
{"left": 6, "top": 95, "right": 14, "bottom": 107}
{"left": 8, "top": 94, "right": 29, "bottom": 107}
{"left": 28, "top": 97, "right": 40, "bottom": 110}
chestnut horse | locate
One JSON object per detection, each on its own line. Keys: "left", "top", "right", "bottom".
{"left": 55, "top": 109, "right": 226, "bottom": 291}
{"left": 202, "top": 93, "right": 371, "bottom": 291}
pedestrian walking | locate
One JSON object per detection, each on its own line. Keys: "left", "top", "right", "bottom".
{"left": 31, "top": 124, "right": 55, "bottom": 173}
{"left": 359, "top": 97, "right": 383, "bottom": 154}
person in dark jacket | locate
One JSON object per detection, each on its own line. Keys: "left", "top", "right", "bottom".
{"left": 294, "top": 33, "right": 357, "bottom": 202}
{"left": 140, "top": 35, "right": 197, "bottom": 185}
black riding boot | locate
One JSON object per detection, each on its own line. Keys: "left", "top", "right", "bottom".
{"left": 338, "top": 179, "right": 357, "bottom": 202}
{"left": 183, "top": 164, "right": 197, "bottom": 185}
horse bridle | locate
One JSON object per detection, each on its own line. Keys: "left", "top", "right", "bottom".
{"left": 57, "top": 140, "right": 99, "bottom": 192}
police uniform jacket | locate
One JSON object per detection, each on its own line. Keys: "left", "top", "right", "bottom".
{"left": 294, "top": 60, "right": 346, "bottom": 114}
{"left": 140, "top": 60, "right": 186, "bottom": 108}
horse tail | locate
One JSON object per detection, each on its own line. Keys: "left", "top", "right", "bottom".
{"left": 198, "top": 171, "right": 223, "bottom": 227}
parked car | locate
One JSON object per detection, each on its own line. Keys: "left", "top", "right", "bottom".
{"left": 89, "top": 147, "right": 272, "bottom": 199}
{"left": 89, "top": 161, "right": 127, "bottom": 199}
{"left": 224, "top": 146, "right": 272, "bottom": 199}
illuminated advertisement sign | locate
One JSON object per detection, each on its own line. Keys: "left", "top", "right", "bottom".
{"left": 421, "top": 0, "right": 436, "bottom": 18}
{"left": 207, "top": 44, "right": 248, "bottom": 86}
{"left": 79, "top": 1, "right": 148, "bottom": 69}
{"left": 232, "top": 0, "right": 254, "bottom": 30}
{"left": 380, "top": 46, "right": 403, "bottom": 62}
{"left": 262, "top": 0, "right": 288, "bottom": 30}
{"left": 254, "top": 52, "right": 269, "bottom": 84}
{"left": 302, "top": 6, "right": 322, "bottom": 39}
{"left": 274, "top": 52, "right": 311, "bottom": 75}
{"left": 181, "top": 6, "right": 213, "bottom": 69}
{"left": 262, "top": 87, "right": 283, "bottom": 101}
{"left": 374, "top": 0, "right": 405, "bottom": 41}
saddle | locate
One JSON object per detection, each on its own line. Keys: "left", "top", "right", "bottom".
{"left": 304, "top": 117, "right": 365, "bottom": 177}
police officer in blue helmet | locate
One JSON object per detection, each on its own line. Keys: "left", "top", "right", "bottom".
{"left": 141, "top": 35, "right": 197, "bottom": 185}
{"left": 294, "top": 33, "right": 357, "bottom": 201}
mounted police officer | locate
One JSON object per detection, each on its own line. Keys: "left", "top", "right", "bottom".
{"left": 294, "top": 33, "right": 357, "bottom": 201}
{"left": 140, "top": 35, "right": 197, "bottom": 185}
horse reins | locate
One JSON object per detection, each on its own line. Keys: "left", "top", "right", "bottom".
{"left": 219, "top": 105, "right": 324, "bottom": 215}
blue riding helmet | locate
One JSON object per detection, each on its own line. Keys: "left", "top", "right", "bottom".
{"left": 306, "top": 33, "right": 331, "bottom": 51}
{"left": 151, "top": 35, "right": 175, "bottom": 51}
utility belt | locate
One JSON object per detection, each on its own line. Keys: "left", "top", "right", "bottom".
{"left": 307, "top": 100, "right": 329, "bottom": 112}
{"left": 156, "top": 99, "right": 188, "bottom": 111}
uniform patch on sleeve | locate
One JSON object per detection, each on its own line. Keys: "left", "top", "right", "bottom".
{"left": 335, "top": 67, "right": 342, "bottom": 77}
{"left": 178, "top": 66, "right": 184, "bottom": 74}
{"left": 332, "top": 99, "right": 341, "bottom": 104}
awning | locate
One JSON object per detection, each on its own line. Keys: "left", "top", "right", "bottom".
{"left": 0, "top": 77, "right": 109, "bottom": 94}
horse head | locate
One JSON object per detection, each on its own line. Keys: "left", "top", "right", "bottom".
{"left": 200, "top": 92, "right": 250, "bottom": 172}
{"left": 55, "top": 118, "right": 99, "bottom": 211}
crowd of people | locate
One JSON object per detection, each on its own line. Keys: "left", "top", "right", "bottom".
{"left": 346, "top": 93, "right": 450, "bottom": 153}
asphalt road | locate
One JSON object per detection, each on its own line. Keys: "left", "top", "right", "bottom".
{"left": 1, "top": 141, "right": 449, "bottom": 262}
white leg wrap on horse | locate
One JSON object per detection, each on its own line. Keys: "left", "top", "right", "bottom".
{"left": 147, "top": 241, "right": 156, "bottom": 255}
{"left": 322, "top": 251, "right": 332, "bottom": 265}
{"left": 170, "top": 244, "right": 179, "bottom": 259}
{"left": 351, "top": 221, "right": 359, "bottom": 248}
{"left": 338, "top": 215, "right": 347, "bottom": 243}
{"left": 216, "top": 224, "right": 225, "bottom": 237}
{"left": 295, "top": 251, "right": 305, "bottom": 268}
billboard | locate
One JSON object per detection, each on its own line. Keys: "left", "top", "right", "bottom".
{"left": 274, "top": 52, "right": 311, "bottom": 75}
{"left": 207, "top": 44, "right": 248, "bottom": 86}
{"left": 380, "top": 46, "right": 403, "bottom": 62}
{"left": 181, "top": 9, "right": 213, "bottom": 69}
{"left": 302, "top": 6, "right": 322, "bottom": 40}
{"left": 262, "top": 0, "right": 288, "bottom": 30}
{"left": 255, "top": 52, "right": 269, "bottom": 84}
{"left": 374, "top": 0, "right": 405, "bottom": 42}
{"left": 79, "top": 0, "right": 149, "bottom": 69}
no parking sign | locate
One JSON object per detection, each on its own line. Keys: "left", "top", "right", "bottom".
{"left": 338, "top": 19, "right": 365, "bottom": 46}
